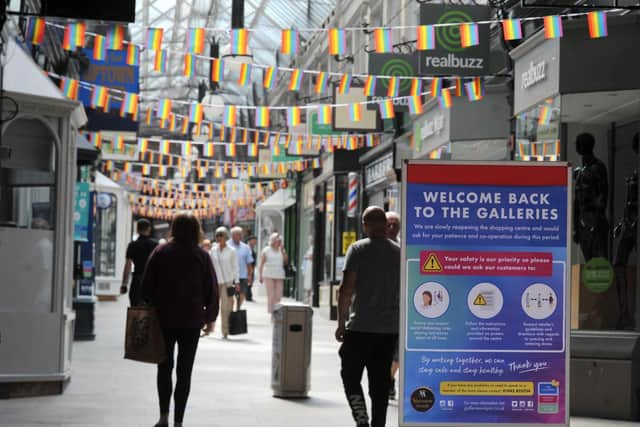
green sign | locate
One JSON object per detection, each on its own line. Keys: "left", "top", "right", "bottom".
{"left": 73, "top": 182, "right": 91, "bottom": 242}
{"left": 582, "top": 257, "right": 614, "bottom": 293}
{"left": 309, "top": 111, "right": 342, "bottom": 136}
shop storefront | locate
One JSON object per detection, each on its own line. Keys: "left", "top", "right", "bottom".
{"left": 296, "top": 171, "right": 316, "bottom": 304}
{"left": 510, "top": 15, "right": 640, "bottom": 420}
{"left": 360, "top": 135, "right": 401, "bottom": 215}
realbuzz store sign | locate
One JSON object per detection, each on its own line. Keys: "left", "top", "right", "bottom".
{"left": 368, "top": 53, "right": 421, "bottom": 112}
{"left": 419, "top": 5, "right": 490, "bottom": 76}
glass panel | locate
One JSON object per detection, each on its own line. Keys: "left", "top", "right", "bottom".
{"left": 95, "top": 193, "right": 118, "bottom": 277}
{"left": 515, "top": 96, "right": 561, "bottom": 161}
{"left": 324, "top": 177, "right": 335, "bottom": 282}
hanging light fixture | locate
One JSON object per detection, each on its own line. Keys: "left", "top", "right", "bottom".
{"left": 221, "top": 0, "right": 253, "bottom": 75}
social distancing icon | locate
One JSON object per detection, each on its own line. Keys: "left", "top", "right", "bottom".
{"left": 422, "top": 253, "right": 443, "bottom": 272}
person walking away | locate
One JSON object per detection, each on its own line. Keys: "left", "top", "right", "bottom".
{"left": 209, "top": 227, "right": 238, "bottom": 339}
{"left": 259, "top": 233, "right": 287, "bottom": 314}
{"left": 336, "top": 206, "right": 400, "bottom": 427}
{"left": 228, "top": 226, "right": 254, "bottom": 310}
{"left": 385, "top": 211, "right": 401, "bottom": 399}
{"left": 141, "top": 212, "right": 219, "bottom": 427}
{"left": 245, "top": 235, "right": 258, "bottom": 302}
{"left": 121, "top": 219, "right": 158, "bottom": 306}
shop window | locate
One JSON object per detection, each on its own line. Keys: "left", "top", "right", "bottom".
{"left": 516, "top": 96, "right": 561, "bottom": 161}
{"left": 324, "top": 178, "right": 335, "bottom": 282}
{"left": 95, "top": 192, "right": 118, "bottom": 277}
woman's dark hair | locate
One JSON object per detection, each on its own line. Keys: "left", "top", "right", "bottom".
{"left": 169, "top": 211, "right": 203, "bottom": 246}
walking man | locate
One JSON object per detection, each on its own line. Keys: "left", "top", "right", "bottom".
{"left": 228, "top": 226, "right": 254, "bottom": 310}
{"left": 336, "top": 206, "right": 401, "bottom": 427}
{"left": 209, "top": 227, "right": 238, "bottom": 339}
{"left": 121, "top": 219, "right": 158, "bottom": 306}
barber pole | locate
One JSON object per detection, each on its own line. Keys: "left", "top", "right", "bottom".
{"left": 347, "top": 172, "right": 359, "bottom": 218}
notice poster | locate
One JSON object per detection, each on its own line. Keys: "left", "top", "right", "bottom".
{"left": 401, "top": 162, "right": 570, "bottom": 427}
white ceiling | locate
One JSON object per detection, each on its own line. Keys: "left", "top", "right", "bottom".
{"left": 561, "top": 90, "right": 640, "bottom": 125}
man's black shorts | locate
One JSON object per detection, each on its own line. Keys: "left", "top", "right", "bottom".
{"left": 238, "top": 279, "right": 249, "bottom": 295}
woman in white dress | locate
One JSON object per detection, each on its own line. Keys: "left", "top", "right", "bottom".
{"left": 259, "top": 233, "right": 287, "bottom": 314}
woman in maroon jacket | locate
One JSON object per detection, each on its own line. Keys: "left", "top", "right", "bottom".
{"left": 142, "top": 212, "right": 219, "bottom": 427}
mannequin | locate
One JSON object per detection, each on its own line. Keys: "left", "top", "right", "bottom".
{"left": 612, "top": 133, "right": 638, "bottom": 329}
{"left": 573, "top": 133, "right": 609, "bottom": 261}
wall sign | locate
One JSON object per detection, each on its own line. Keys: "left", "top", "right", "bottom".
{"left": 522, "top": 61, "right": 547, "bottom": 89}
{"left": 367, "top": 53, "right": 422, "bottom": 112}
{"left": 365, "top": 152, "right": 394, "bottom": 191}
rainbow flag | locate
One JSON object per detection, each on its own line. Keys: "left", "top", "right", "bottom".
{"left": 373, "top": 28, "right": 392, "bottom": 53}
{"left": 364, "top": 76, "right": 377, "bottom": 96}
{"left": 90, "top": 132, "right": 103, "bottom": 149}
{"left": 348, "top": 103, "right": 362, "bottom": 122}
{"left": 126, "top": 44, "right": 139, "bottom": 66}
{"left": 93, "top": 35, "right": 107, "bottom": 61}
{"left": 225, "top": 143, "right": 237, "bottom": 157}
{"left": 454, "top": 78, "right": 463, "bottom": 96}
{"left": 142, "top": 164, "right": 150, "bottom": 176}
{"left": 287, "top": 107, "right": 301, "bottom": 127}
{"left": 181, "top": 118, "right": 189, "bottom": 134}
{"left": 502, "top": 19, "right": 523, "bottom": 41}
{"left": 146, "top": 28, "right": 164, "bottom": 51}
{"left": 328, "top": 28, "right": 347, "bottom": 55}
{"left": 588, "top": 12, "right": 608, "bottom": 38}
{"left": 189, "top": 102, "right": 203, "bottom": 124}
{"left": 416, "top": 25, "right": 435, "bottom": 50}
{"left": 223, "top": 105, "right": 237, "bottom": 127}
{"left": 438, "top": 88, "right": 452, "bottom": 109}
{"left": 291, "top": 139, "right": 303, "bottom": 155}
{"left": 60, "top": 78, "right": 79, "bottom": 100}
{"left": 107, "top": 25, "right": 125, "bottom": 50}
{"left": 183, "top": 54, "right": 195, "bottom": 77}
{"left": 123, "top": 162, "right": 131, "bottom": 173}
{"left": 379, "top": 99, "right": 395, "bottom": 119}
{"left": 315, "top": 72, "right": 329, "bottom": 94}
{"left": 237, "top": 63, "right": 252, "bottom": 86}
{"left": 91, "top": 86, "right": 109, "bottom": 109}
{"left": 30, "top": 17, "right": 46, "bottom": 45}
{"left": 157, "top": 99, "right": 172, "bottom": 120}
{"left": 459, "top": 23, "right": 479, "bottom": 48}
{"left": 168, "top": 113, "right": 176, "bottom": 132}
{"left": 181, "top": 142, "right": 192, "bottom": 157}
{"left": 187, "top": 28, "right": 205, "bottom": 54}
{"left": 211, "top": 58, "right": 224, "bottom": 82}
{"left": 544, "top": 16, "right": 563, "bottom": 39}
{"left": 408, "top": 95, "right": 424, "bottom": 115}
{"left": 204, "top": 143, "right": 214, "bottom": 157}
{"left": 288, "top": 69, "right": 303, "bottom": 91}
{"left": 263, "top": 66, "right": 278, "bottom": 89}
{"left": 231, "top": 28, "right": 249, "bottom": 55}
{"left": 248, "top": 143, "right": 258, "bottom": 157}
{"left": 255, "top": 107, "right": 270, "bottom": 127}
{"left": 387, "top": 76, "right": 400, "bottom": 97}
{"left": 137, "top": 138, "right": 149, "bottom": 153}
{"left": 115, "top": 135, "right": 125, "bottom": 152}
{"left": 410, "top": 78, "right": 423, "bottom": 96}
{"left": 338, "top": 73, "right": 352, "bottom": 94}
{"left": 538, "top": 105, "right": 552, "bottom": 125}
{"left": 465, "top": 78, "right": 484, "bottom": 101}
{"left": 153, "top": 50, "right": 167, "bottom": 73}
{"left": 62, "top": 22, "right": 86, "bottom": 50}
{"left": 145, "top": 107, "right": 153, "bottom": 125}
{"left": 318, "top": 105, "right": 331, "bottom": 125}
{"left": 281, "top": 29, "right": 299, "bottom": 55}
{"left": 430, "top": 77, "right": 442, "bottom": 98}
{"left": 160, "top": 140, "right": 171, "bottom": 154}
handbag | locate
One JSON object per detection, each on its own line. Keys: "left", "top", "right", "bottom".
{"left": 229, "top": 309, "right": 248, "bottom": 335}
{"left": 124, "top": 306, "right": 166, "bottom": 364}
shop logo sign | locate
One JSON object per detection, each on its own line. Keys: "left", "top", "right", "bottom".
{"left": 421, "top": 114, "right": 445, "bottom": 139}
{"left": 368, "top": 53, "right": 421, "bottom": 112}
{"left": 380, "top": 58, "right": 414, "bottom": 92}
{"left": 522, "top": 61, "right": 547, "bottom": 89}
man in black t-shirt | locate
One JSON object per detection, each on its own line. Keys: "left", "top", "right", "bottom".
{"left": 121, "top": 219, "right": 158, "bottom": 306}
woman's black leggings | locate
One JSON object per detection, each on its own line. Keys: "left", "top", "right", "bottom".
{"left": 157, "top": 328, "right": 201, "bottom": 423}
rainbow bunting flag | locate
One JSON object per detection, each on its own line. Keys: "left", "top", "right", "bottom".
{"left": 237, "top": 63, "right": 252, "bottom": 86}
{"left": 223, "top": 105, "right": 237, "bottom": 127}
{"left": 291, "top": 139, "right": 303, "bottom": 155}
{"left": 90, "top": 86, "right": 109, "bottom": 109}
{"left": 29, "top": 17, "right": 46, "bottom": 45}
{"left": 318, "top": 105, "right": 331, "bottom": 125}
{"left": 408, "top": 95, "right": 424, "bottom": 115}
{"left": 90, "top": 132, "right": 103, "bottom": 149}
{"left": 416, "top": 25, "right": 435, "bottom": 50}
{"left": 211, "top": 58, "right": 224, "bottom": 82}
{"left": 538, "top": 105, "right": 552, "bottom": 125}
{"left": 373, "top": 28, "right": 393, "bottom": 53}
{"left": 183, "top": 54, "right": 195, "bottom": 77}
{"left": 248, "top": 143, "right": 258, "bottom": 157}
{"left": 287, "top": 107, "right": 301, "bottom": 127}
{"left": 145, "top": 107, "right": 153, "bottom": 125}
{"left": 181, "top": 142, "right": 192, "bottom": 157}
{"left": 189, "top": 102, "right": 203, "bottom": 124}
{"left": 459, "top": 23, "right": 479, "bottom": 48}
{"left": 168, "top": 113, "right": 176, "bottom": 132}
{"left": 153, "top": 50, "right": 167, "bottom": 73}
{"left": 430, "top": 78, "right": 442, "bottom": 98}
{"left": 263, "top": 66, "right": 278, "bottom": 89}
{"left": 544, "top": 16, "right": 563, "bottom": 39}
{"left": 231, "top": 28, "right": 249, "bottom": 55}
{"left": 588, "top": 11, "right": 608, "bottom": 38}
{"left": 502, "top": 19, "right": 523, "bottom": 41}
{"left": 454, "top": 78, "right": 463, "bottom": 96}
{"left": 365, "top": 134, "right": 375, "bottom": 148}
{"left": 281, "top": 29, "right": 299, "bottom": 55}
{"left": 348, "top": 103, "right": 362, "bottom": 122}
{"left": 255, "top": 107, "right": 270, "bottom": 127}
{"left": 146, "top": 28, "right": 164, "bottom": 51}
{"left": 328, "top": 28, "right": 347, "bottom": 55}
{"left": 338, "top": 73, "right": 352, "bottom": 94}
{"left": 160, "top": 140, "right": 171, "bottom": 154}
{"left": 181, "top": 118, "right": 189, "bottom": 134}
{"left": 115, "top": 135, "right": 125, "bottom": 152}
{"left": 465, "top": 79, "right": 484, "bottom": 101}
{"left": 379, "top": 99, "right": 395, "bottom": 119}
{"left": 271, "top": 142, "right": 281, "bottom": 156}
{"left": 126, "top": 44, "right": 139, "bottom": 66}
{"left": 187, "top": 28, "right": 205, "bottom": 54}
{"left": 410, "top": 78, "right": 423, "bottom": 96}
{"left": 438, "top": 88, "right": 453, "bottom": 109}
{"left": 107, "top": 25, "right": 125, "bottom": 50}
{"left": 225, "top": 143, "right": 237, "bottom": 157}
{"left": 60, "top": 78, "right": 79, "bottom": 100}
{"left": 137, "top": 138, "right": 149, "bottom": 153}
{"left": 157, "top": 99, "right": 172, "bottom": 120}
{"left": 62, "top": 22, "right": 86, "bottom": 50}
{"left": 123, "top": 162, "right": 131, "bottom": 173}
{"left": 315, "top": 72, "right": 329, "bottom": 94}
{"left": 204, "top": 143, "right": 214, "bottom": 157}
{"left": 93, "top": 35, "right": 107, "bottom": 61}
{"left": 364, "top": 76, "right": 377, "bottom": 96}
{"left": 387, "top": 76, "right": 400, "bottom": 97}
{"left": 142, "top": 165, "right": 150, "bottom": 176}
{"left": 288, "top": 69, "right": 303, "bottom": 91}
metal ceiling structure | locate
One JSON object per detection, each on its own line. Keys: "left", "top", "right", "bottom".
{"left": 132, "top": 0, "right": 336, "bottom": 110}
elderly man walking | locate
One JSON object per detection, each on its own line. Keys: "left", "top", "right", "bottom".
{"left": 209, "top": 227, "right": 238, "bottom": 339}
{"left": 228, "top": 226, "right": 254, "bottom": 310}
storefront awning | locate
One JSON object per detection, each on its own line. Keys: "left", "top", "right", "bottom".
{"left": 257, "top": 189, "right": 296, "bottom": 211}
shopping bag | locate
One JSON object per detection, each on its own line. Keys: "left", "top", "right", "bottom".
{"left": 124, "top": 306, "right": 166, "bottom": 364}
{"left": 229, "top": 309, "right": 248, "bottom": 335}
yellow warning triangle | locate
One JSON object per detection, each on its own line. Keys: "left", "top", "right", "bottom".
{"left": 473, "top": 294, "right": 487, "bottom": 306}
{"left": 422, "top": 253, "right": 443, "bottom": 272}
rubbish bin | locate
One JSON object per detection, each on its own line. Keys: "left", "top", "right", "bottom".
{"left": 272, "top": 302, "right": 313, "bottom": 398}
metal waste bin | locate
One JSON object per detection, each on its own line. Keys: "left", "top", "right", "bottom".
{"left": 272, "top": 302, "right": 313, "bottom": 398}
